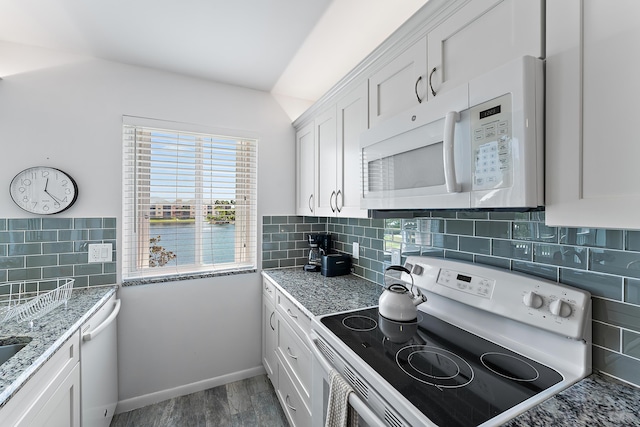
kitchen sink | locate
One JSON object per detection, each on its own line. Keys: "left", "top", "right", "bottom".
{"left": 0, "top": 337, "right": 32, "bottom": 366}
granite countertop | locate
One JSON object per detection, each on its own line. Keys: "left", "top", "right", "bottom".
{"left": 0, "top": 285, "right": 117, "bottom": 408}
{"left": 261, "top": 268, "right": 382, "bottom": 318}
{"left": 262, "top": 267, "right": 640, "bottom": 426}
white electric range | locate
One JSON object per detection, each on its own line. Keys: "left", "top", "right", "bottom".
{"left": 309, "top": 257, "right": 592, "bottom": 427}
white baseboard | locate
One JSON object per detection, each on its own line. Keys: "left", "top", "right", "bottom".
{"left": 114, "top": 365, "right": 266, "bottom": 414}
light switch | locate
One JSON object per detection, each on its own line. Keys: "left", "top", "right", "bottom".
{"left": 352, "top": 242, "right": 360, "bottom": 259}
{"left": 89, "top": 243, "right": 112, "bottom": 263}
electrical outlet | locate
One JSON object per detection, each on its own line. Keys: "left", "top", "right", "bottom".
{"left": 391, "top": 249, "right": 401, "bottom": 265}
{"left": 352, "top": 242, "right": 360, "bottom": 259}
{"left": 88, "top": 243, "right": 112, "bottom": 263}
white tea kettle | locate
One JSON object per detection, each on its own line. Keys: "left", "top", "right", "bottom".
{"left": 379, "top": 265, "right": 427, "bottom": 322}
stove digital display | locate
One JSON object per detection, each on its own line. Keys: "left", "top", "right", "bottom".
{"left": 457, "top": 274, "right": 472, "bottom": 283}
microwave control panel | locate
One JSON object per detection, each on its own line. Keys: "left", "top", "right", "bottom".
{"left": 470, "top": 93, "right": 513, "bottom": 190}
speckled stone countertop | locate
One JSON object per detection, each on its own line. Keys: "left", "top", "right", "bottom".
{"left": 0, "top": 286, "right": 117, "bottom": 408}
{"left": 262, "top": 268, "right": 640, "bottom": 426}
{"left": 503, "top": 372, "right": 640, "bottom": 426}
{"left": 261, "top": 268, "right": 382, "bottom": 318}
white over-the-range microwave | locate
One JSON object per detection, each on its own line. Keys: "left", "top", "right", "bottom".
{"left": 360, "top": 55, "right": 544, "bottom": 211}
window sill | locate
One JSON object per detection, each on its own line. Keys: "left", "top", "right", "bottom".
{"left": 122, "top": 268, "right": 257, "bottom": 287}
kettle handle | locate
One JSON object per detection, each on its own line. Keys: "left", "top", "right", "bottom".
{"left": 385, "top": 265, "right": 411, "bottom": 275}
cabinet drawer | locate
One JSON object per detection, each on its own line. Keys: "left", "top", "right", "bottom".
{"left": 262, "top": 277, "right": 277, "bottom": 304}
{"left": 276, "top": 290, "right": 310, "bottom": 338}
{"left": 277, "top": 361, "right": 312, "bottom": 427}
{"left": 277, "top": 313, "right": 312, "bottom": 406}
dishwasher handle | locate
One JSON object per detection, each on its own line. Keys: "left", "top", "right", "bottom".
{"left": 83, "top": 299, "right": 121, "bottom": 342}
{"left": 308, "top": 331, "right": 387, "bottom": 427}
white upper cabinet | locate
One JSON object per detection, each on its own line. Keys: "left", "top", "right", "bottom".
{"left": 296, "top": 122, "right": 315, "bottom": 216}
{"left": 336, "top": 82, "right": 369, "bottom": 218}
{"left": 369, "top": 37, "right": 427, "bottom": 127}
{"left": 545, "top": 0, "right": 640, "bottom": 229}
{"left": 427, "top": 0, "right": 543, "bottom": 98}
{"left": 315, "top": 106, "right": 338, "bottom": 217}
{"left": 315, "top": 82, "right": 369, "bottom": 218}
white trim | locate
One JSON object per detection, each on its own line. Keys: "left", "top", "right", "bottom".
{"left": 114, "top": 366, "right": 266, "bottom": 414}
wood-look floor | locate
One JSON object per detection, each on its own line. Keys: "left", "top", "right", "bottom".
{"left": 110, "top": 374, "right": 289, "bottom": 427}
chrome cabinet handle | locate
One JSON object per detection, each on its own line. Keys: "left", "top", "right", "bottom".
{"left": 265, "top": 285, "right": 272, "bottom": 294}
{"left": 308, "top": 194, "right": 313, "bottom": 213}
{"left": 285, "top": 395, "right": 297, "bottom": 411}
{"left": 269, "top": 311, "right": 275, "bottom": 331}
{"left": 414, "top": 75, "right": 424, "bottom": 103}
{"left": 286, "top": 346, "right": 298, "bottom": 360}
{"left": 287, "top": 308, "right": 298, "bottom": 319}
{"left": 336, "top": 189, "right": 343, "bottom": 212}
{"left": 429, "top": 67, "right": 437, "bottom": 97}
{"left": 330, "top": 190, "right": 336, "bottom": 212}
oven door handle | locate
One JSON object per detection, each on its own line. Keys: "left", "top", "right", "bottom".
{"left": 308, "top": 331, "right": 387, "bottom": 427}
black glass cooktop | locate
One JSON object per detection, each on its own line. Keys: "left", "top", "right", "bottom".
{"left": 321, "top": 307, "right": 562, "bottom": 427}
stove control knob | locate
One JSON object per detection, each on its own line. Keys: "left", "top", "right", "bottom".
{"left": 522, "top": 291, "right": 543, "bottom": 309}
{"left": 549, "top": 299, "right": 572, "bottom": 318}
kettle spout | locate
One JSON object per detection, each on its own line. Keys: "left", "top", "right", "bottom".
{"left": 412, "top": 290, "right": 427, "bottom": 306}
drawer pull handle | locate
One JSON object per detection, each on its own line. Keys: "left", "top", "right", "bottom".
{"left": 287, "top": 309, "right": 298, "bottom": 320}
{"left": 429, "top": 67, "right": 437, "bottom": 97}
{"left": 265, "top": 285, "right": 272, "bottom": 294}
{"left": 286, "top": 346, "right": 298, "bottom": 360}
{"left": 414, "top": 75, "right": 424, "bottom": 103}
{"left": 269, "top": 311, "right": 275, "bottom": 331}
{"left": 285, "top": 395, "right": 297, "bottom": 411}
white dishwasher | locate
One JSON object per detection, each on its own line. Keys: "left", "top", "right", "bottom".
{"left": 81, "top": 293, "right": 120, "bottom": 427}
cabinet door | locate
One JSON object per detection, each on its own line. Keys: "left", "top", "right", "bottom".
{"left": 369, "top": 36, "right": 427, "bottom": 127}
{"left": 427, "top": 0, "right": 542, "bottom": 98}
{"left": 262, "top": 295, "right": 278, "bottom": 386}
{"left": 336, "top": 81, "right": 369, "bottom": 218}
{"left": 545, "top": 0, "right": 640, "bottom": 228}
{"left": 25, "top": 364, "right": 81, "bottom": 427}
{"left": 296, "top": 122, "right": 316, "bottom": 216}
{"left": 315, "top": 106, "right": 338, "bottom": 217}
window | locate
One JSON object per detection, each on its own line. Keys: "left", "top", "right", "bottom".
{"left": 122, "top": 118, "right": 257, "bottom": 280}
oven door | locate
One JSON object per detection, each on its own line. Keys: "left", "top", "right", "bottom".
{"left": 360, "top": 83, "right": 471, "bottom": 210}
{"left": 309, "top": 331, "right": 393, "bottom": 427}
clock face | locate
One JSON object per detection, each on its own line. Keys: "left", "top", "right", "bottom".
{"left": 9, "top": 167, "right": 78, "bottom": 215}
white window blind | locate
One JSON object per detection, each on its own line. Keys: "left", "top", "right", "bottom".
{"left": 122, "top": 121, "right": 257, "bottom": 280}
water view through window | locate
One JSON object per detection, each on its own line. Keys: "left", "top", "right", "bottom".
{"left": 150, "top": 222, "right": 236, "bottom": 266}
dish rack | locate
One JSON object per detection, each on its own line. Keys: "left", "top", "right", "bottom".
{"left": 0, "top": 278, "right": 74, "bottom": 326}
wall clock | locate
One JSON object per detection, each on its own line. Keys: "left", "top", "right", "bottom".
{"left": 9, "top": 166, "right": 79, "bottom": 215}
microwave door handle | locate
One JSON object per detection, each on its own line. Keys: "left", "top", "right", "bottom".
{"left": 443, "top": 111, "right": 461, "bottom": 193}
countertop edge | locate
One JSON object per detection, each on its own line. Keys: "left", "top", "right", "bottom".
{"left": 0, "top": 286, "right": 117, "bottom": 409}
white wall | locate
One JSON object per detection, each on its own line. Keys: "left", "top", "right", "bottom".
{"left": 0, "top": 44, "right": 296, "bottom": 409}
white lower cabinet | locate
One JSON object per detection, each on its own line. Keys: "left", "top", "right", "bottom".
{"left": 261, "top": 276, "right": 312, "bottom": 427}
{"left": 0, "top": 331, "right": 81, "bottom": 427}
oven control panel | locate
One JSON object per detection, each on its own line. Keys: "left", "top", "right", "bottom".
{"left": 436, "top": 269, "right": 495, "bottom": 299}
{"left": 404, "top": 256, "right": 591, "bottom": 340}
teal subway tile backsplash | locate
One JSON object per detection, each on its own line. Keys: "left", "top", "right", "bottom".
{"left": 262, "top": 209, "right": 640, "bottom": 387}
{"left": 0, "top": 217, "right": 117, "bottom": 293}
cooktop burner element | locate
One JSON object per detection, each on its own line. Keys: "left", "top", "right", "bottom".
{"left": 480, "top": 352, "right": 540, "bottom": 382}
{"left": 342, "top": 315, "right": 377, "bottom": 331}
{"left": 397, "top": 345, "right": 474, "bottom": 390}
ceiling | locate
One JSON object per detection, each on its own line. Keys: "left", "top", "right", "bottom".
{"left": 0, "top": 0, "right": 428, "bottom": 105}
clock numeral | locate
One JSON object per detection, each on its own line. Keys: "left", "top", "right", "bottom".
{"left": 30, "top": 201, "right": 37, "bottom": 208}
{"left": 65, "top": 188, "right": 72, "bottom": 195}
{"left": 61, "top": 180, "right": 68, "bottom": 186}
{"left": 62, "top": 197, "right": 68, "bottom": 202}
{"left": 18, "top": 187, "right": 26, "bottom": 193}
{"left": 41, "top": 170, "right": 50, "bottom": 177}
{"left": 42, "top": 204, "right": 49, "bottom": 212}
{"left": 23, "top": 196, "right": 29, "bottom": 203}
{"left": 21, "top": 179, "right": 32, "bottom": 186}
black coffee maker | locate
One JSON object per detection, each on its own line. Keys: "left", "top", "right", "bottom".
{"left": 304, "top": 233, "right": 331, "bottom": 272}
